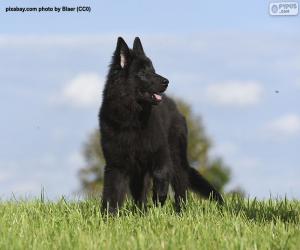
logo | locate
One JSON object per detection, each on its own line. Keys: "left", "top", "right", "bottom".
{"left": 269, "top": 1, "right": 299, "bottom": 16}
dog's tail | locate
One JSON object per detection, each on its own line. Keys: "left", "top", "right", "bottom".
{"left": 188, "top": 166, "right": 224, "bottom": 204}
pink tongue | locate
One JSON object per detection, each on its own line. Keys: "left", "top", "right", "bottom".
{"left": 154, "top": 94, "right": 162, "bottom": 101}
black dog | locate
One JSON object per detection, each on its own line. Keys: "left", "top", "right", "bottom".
{"left": 99, "top": 37, "right": 223, "bottom": 213}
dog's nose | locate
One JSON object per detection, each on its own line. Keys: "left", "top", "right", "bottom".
{"left": 162, "top": 79, "right": 169, "bottom": 86}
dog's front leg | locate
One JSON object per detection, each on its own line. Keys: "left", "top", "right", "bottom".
{"left": 101, "top": 166, "right": 128, "bottom": 214}
{"left": 129, "top": 172, "right": 150, "bottom": 210}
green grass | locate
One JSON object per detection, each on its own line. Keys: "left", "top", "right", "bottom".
{"left": 0, "top": 196, "right": 299, "bottom": 250}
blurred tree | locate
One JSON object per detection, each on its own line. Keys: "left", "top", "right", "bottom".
{"left": 79, "top": 98, "right": 234, "bottom": 197}
{"left": 227, "top": 187, "right": 247, "bottom": 198}
{"left": 79, "top": 130, "right": 104, "bottom": 197}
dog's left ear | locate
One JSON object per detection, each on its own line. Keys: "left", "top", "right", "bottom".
{"left": 114, "top": 37, "right": 130, "bottom": 69}
{"left": 133, "top": 37, "right": 145, "bottom": 55}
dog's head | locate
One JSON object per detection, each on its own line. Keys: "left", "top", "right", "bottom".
{"left": 111, "top": 37, "right": 169, "bottom": 105}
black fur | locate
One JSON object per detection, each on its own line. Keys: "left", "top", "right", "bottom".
{"left": 99, "top": 37, "right": 224, "bottom": 213}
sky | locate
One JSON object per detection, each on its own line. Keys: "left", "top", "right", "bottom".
{"left": 0, "top": 0, "right": 300, "bottom": 200}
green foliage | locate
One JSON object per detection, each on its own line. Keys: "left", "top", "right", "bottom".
{"left": 0, "top": 197, "right": 299, "bottom": 249}
{"left": 79, "top": 98, "right": 235, "bottom": 196}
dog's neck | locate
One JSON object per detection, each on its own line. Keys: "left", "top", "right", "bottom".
{"left": 138, "top": 103, "right": 152, "bottom": 127}
{"left": 101, "top": 97, "right": 153, "bottom": 130}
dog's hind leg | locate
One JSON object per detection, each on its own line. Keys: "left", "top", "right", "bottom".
{"left": 152, "top": 164, "right": 170, "bottom": 207}
{"left": 172, "top": 116, "right": 224, "bottom": 205}
{"left": 101, "top": 166, "right": 128, "bottom": 214}
{"left": 171, "top": 168, "right": 189, "bottom": 212}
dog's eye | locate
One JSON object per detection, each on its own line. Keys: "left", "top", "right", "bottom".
{"left": 136, "top": 71, "right": 148, "bottom": 82}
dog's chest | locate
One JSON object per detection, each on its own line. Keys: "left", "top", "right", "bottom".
{"left": 119, "top": 128, "right": 162, "bottom": 164}
{"left": 124, "top": 128, "right": 157, "bottom": 150}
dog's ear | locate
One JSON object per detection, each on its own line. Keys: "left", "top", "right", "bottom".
{"left": 133, "top": 37, "right": 145, "bottom": 55}
{"left": 114, "top": 37, "right": 130, "bottom": 68}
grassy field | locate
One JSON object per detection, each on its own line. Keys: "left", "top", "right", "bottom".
{"left": 0, "top": 196, "right": 299, "bottom": 250}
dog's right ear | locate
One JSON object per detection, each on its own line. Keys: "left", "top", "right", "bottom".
{"left": 133, "top": 37, "right": 145, "bottom": 55}
{"left": 113, "top": 37, "right": 130, "bottom": 69}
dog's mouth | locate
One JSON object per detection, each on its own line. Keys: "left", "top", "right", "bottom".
{"left": 138, "top": 91, "right": 165, "bottom": 105}
{"left": 152, "top": 93, "right": 162, "bottom": 102}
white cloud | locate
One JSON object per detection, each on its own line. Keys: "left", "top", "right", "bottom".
{"left": 267, "top": 114, "right": 300, "bottom": 136}
{"left": 205, "top": 81, "right": 263, "bottom": 107}
{"left": 59, "top": 73, "right": 104, "bottom": 108}
{"left": 170, "top": 73, "right": 205, "bottom": 84}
